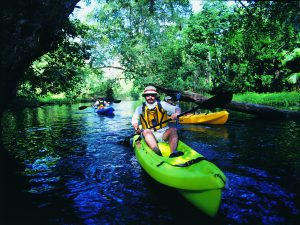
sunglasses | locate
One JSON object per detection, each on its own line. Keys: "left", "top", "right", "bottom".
{"left": 144, "top": 94, "right": 157, "bottom": 97}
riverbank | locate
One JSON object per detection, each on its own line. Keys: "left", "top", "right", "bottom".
{"left": 9, "top": 96, "right": 91, "bottom": 109}
{"left": 8, "top": 91, "right": 299, "bottom": 111}
{"left": 233, "top": 91, "right": 299, "bottom": 111}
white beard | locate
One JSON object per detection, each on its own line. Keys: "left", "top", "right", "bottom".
{"left": 145, "top": 101, "right": 157, "bottom": 110}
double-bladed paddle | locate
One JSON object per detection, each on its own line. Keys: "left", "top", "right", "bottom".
{"left": 121, "top": 92, "right": 233, "bottom": 146}
{"left": 147, "top": 92, "right": 233, "bottom": 130}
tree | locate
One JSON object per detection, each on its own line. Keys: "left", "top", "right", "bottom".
{"left": 85, "top": 0, "right": 191, "bottom": 90}
{"left": 227, "top": 1, "right": 300, "bottom": 92}
{"left": 17, "top": 19, "right": 92, "bottom": 98}
{"left": 1, "top": 0, "right": 80, "bottom": 116}
{"left": 183, "top": 1, "right": 300, "bottom": 93}
{"left": 184, "top": 1, "right": 233, "bottom": 93}
{"left": 280, "top": 48, "right": 300, "bottom": 90}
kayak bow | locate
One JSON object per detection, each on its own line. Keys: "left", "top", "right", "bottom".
{"left": 132, "top": 135, "right": 226, "bottom": 216}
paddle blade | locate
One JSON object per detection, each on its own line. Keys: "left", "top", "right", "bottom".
{"left": 118, "top": 135, "right": 135, "bottom": 147}
{"left": 78, "top": 106, "right": 90, "bottom": 110}
{"left": 201, "top": 92, "right": 233, "bottom": 109}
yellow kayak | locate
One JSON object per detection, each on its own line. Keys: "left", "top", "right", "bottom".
{"left": 177, "top": 110, "right": 229, "bottom": 125}
{"left": 132, "top": 135, "right": 226, "bottom": 217}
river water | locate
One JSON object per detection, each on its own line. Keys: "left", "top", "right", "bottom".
{"left": 1, "top": 101, "right": 299, "bottom": 225}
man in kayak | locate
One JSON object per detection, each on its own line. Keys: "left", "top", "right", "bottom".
{"left": 93, "top": 97, "right": 106, "bottom": 109}
{"left": 131, "top": 86, "right": 183, "bottom": 157}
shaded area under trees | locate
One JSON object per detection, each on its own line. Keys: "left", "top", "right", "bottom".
{"left": 1, "top": 0, "right": 80, "bottom": 117}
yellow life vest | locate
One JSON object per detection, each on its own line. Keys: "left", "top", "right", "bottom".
{"left": 98, "top": 100, "right": 105, "bottom": 109}
{"left": 140, "top": 102, "right": 168, "bottom": 130}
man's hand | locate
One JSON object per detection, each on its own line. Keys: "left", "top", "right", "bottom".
{"left": 170, "top": 113, "right": 179, "bottom": 120}
{"left": 135, "top": 128, "right": 142, "bottom": 135}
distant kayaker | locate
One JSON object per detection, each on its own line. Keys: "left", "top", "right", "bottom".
{"left": 131, "top": 86, "right": 183, "bottom": 157}
{"left": 163, "top": 96, "right": 177, "bottom": 116}
{"left": 93, "top": 97, "right": 106, "bottom": 109}
{"left": 163, "top": 96, "right": 176, "bottom": 106}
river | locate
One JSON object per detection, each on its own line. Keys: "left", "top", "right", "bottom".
{"left": 1, "top": 101, "right": 299, "bottom": 225}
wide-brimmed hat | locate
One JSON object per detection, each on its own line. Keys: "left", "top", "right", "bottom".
{"left": 142, "top": 86, "right": 158, "bottom": 97}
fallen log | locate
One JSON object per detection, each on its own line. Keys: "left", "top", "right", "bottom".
{"left": 151, "top": 84, "right": 300, "bottom": 120}
{"left": 225, "top": 101, "right": 300, "bottom": 119}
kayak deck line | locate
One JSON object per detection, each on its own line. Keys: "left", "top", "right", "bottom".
{"left": 156, "top": 156, "right": 207, "bottom": 167}
{"left": 156, "top": 156, "right": 226, "bottom": 187}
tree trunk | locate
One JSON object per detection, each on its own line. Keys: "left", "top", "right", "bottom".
{"left": 151, "top": 84, "right": 300, "bottom": 119}
{"left": 1, "top": 0, "right": 79, "bottom": 119}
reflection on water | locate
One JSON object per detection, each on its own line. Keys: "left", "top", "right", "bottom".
{"left": 1, "top": 102, "right": 299, "bottom": 225}
{"left": 180, "top": 124, "right": 229, "bottom": 139}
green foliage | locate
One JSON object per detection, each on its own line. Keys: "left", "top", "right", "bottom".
{"left": 280, "top": 48, "right": 300, "bottom": 87}
{"left": 85, "top": 1, "right": 299, "bottom": 96}
{"left": 17, "top": 0, "right": 300, "bottom": 102}
{"left": 105, "top": 79, "right": 115, "bottom": 102}
{"left": 288, "top": 73, "right": 300, "bottom": 84}
{"left": 86, "top": 0, "right": 192, "bottom": 91}
{"left": 18, "top": 19, "right": 93, "bottom": 98}
{"left": 196, "top": 1, "right": 297, "bottom": 93}
{"left": 234, "top": 91, "right": 300, "bottom": 108}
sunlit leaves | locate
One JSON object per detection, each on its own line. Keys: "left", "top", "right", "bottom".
{"left": 184, "top": 1, "right": 299, "bottom": 93}
{"left": 18, "top": 20, "right": 92, "bottom": 98}
{"left": 18, "top": 0, "right": 300, "bottom": 99}
{"left": 86, "top": 0, "right": 191, "bottom": 87}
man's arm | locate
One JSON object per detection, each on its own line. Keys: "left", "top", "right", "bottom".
{"left": 131, "top": 106, "right": 142, "bottom": 130}
{"left": 170, "top": 108, "right": 180, "bottom": 120}
{"left": 161, "top": 102, "right": 181, "bottom": 120}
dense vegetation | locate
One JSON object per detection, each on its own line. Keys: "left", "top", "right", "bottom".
{"left": 16, "top": 0, "right": 300, "bottom": 104}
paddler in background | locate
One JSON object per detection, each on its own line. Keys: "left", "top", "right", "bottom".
{"left": 163, "top": 95, "right": 182, "bottom": 127}
{"left": 131, "top": 86, "right": 183, "bottom": 157}
{"left": 163, "top": 96, "right": 176, "bottom": 106}
{"left": 93, "top": 97, "right": 107, "bottom": 109}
